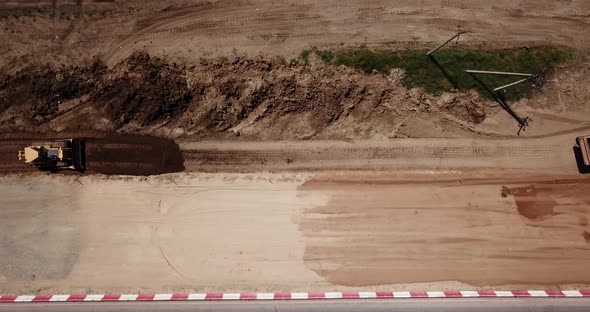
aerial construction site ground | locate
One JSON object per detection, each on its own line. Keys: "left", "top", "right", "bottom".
{"left": 1, "top": 0, "right": 590, "bottom": 295}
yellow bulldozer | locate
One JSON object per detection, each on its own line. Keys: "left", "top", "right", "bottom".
{"left": 18, "top": 139, "right": 85, "bottom": 172}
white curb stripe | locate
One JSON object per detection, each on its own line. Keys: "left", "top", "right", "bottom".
{"left": 393, "top": 291, "right": 411, "bottom": 298}
{"left": 14, "top": 296, "right": 35, "bottom": 302}
{"left": 359, "top": 292, "right": 377, "bottom": 299}
{"left": 153, "top": 294, "right": 172, "bottom": 301}
{"left": 84, "top": 294, "right": 104, "bottom": 301}
{"left": 460, "top": 291, "right": 480, "bottom": 297}
{"left": 222, "top": 293, "right": 240, "bottom": 300}
{"left": 528, "top": 290, "right": 549, "bottom": 297}
{"left": 427, "top": 291, "right": 445, "bottom": 298}
{"left": 256, "top": 293, "right": 274, "bottom": 300}
{"left": 49, "top": 295, "right": 70, "bottom": 302}
{"left": 291, "top": 293, "right": 308, "bottom": 300}
{"left": 119, "top": 295, "right": 138, "bottom": 301}
{"left": 188, "top": 294, "right": 206, "bottom": 300}
{"left": 325, "top": 292, "right": 342, "bottom": 299}
{"left": 563, "top": 290, "right": 583, "bottom": 297}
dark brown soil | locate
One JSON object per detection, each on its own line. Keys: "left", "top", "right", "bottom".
{"left": 85, "top": 134, "right": 184, "bottom": 175}
{"left": 0, "top": 59, "right": 104, "bottom": 122}
{"left": 93, "top": 52, "right": 192, "bottom": 126}
{"left": 502, "top": 185, "right": 557, "bottom": 221}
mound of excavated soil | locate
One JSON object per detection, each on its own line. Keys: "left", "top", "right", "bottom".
{"left": 0, "top": 52, "right": 587, "bottom": 140}
{"left": 0, "top": 59, "right": 104, "bottom": 122}
{"left": 93, "top": 52, "right": 192, "bottom": 126}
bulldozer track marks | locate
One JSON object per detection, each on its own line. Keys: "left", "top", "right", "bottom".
{"left": 180, "top": 140, "right": 564, "bottom": 172}
{"left": 90, "top": 143, "right": 154, "bottom": 151}
{"left": 183, "top": 145, "right": 555, "bottom": 162}
{"left": 87, "top": 161, "right": 154, "bottom": 169}
{"left": 30, "top": 141, "right": 68, "bottom": 148}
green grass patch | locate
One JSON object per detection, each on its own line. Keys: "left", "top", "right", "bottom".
{"left": 312, "top": 46, "right": 574, "bottom": 100}
{"left": 300, "top": 50, "right": 311, "bottom": 65}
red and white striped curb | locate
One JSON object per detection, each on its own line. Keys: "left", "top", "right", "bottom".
{"left": 1, "top": 290, "right": 589, "bottom": 303}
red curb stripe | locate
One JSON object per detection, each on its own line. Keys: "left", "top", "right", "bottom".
{"left": 308, "top": 292, "right": 326, "bottom": 299}
{"left": 273, "top": 293, "right": 291, "bottom": 300}
{"left": 239, "top": 293, "right": 256, "bottom": 300}
{"left": 32, "top": 295, "right": 52, "bottom": 302}
{"left": 0, "top": 296, "right": 17, "bottom": 302}
{"left": 205, "top": 293, "right": 223, "bottom": 300}
{"left": 410, "top": 291, "right": 428, "bottom": 298}
{"left": 545, "top": 290, "right": 565, "bottom": 297}
{"left": 136, "top": 294, "right": 155, "bottom": 301}
{"left": 477, "top": 290, "right": 497, "bottom": 297}
{"left": 101, "top": 294, "right": 121, "bottom": 301}
{"left": 342, "top": 292, "right": 360, "bottom": 299}
{"left": 2, "top": 290, "right": 590, "bottom": 303}
{"left": 376, "top": 291, "right": 394, "bottom": 298}
{"left": 443, "top": 291, "right": 463, "bottom": 297}
{"left": 511, "top": 291, "right": 530, "bottom": 297}
{"left": 66, "top": 295, "right": 87, "bottom": 302}
{"left": 171, "top": 294, "right": 189, "bottom": 301}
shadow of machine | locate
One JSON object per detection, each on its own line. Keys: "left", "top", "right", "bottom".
{"left": 85, "top": 135, "right": 185, "bottom": 176}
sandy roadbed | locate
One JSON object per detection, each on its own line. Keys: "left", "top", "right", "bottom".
{"left": 1, "top": 169, "right": 589, "bottom": 294}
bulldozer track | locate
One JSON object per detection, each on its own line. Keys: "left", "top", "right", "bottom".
{"left": 87, "top": 161, "right": 154, "bottom": 170}
{"left": 88, "top": 143, "right": 154, "bottom": 151}
{"left": 30, "top": 141, "right": 68, "bottom": 148}
{"left": 182, "top": 145, "right": 556, "bottom": 163}
{"left": 179, "top": 138, "right": 569, "bottom": 172}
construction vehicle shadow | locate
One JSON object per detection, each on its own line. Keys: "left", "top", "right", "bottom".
{"left": 85, "top": 135, "right": 185, "bottom": 176}
{"left": 573, "top": 146, "right": 590, "bottom": 174}
{"left": 469, "top": 73, "right": 530, "bottom": 134}
{"left": 427, "top": 55, "right": 459, "bottom": 90}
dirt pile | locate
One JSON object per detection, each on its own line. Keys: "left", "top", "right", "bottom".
{"left": 177, "top": 60, "right": 494, "bottom": 139}
{"left": 0, "top": 53, "right": 496, "bottom": 139}
{"left": 0, "top": 59, "right": 104, "bottom": 121}
{"left": 1, "top": 52, "right": 585, "bottom": 140}
{"left": 93, "top": 52, "right": 192, "bottom": 126}
{"left": 183, "top": 60, "right": 373, "bottom": 134}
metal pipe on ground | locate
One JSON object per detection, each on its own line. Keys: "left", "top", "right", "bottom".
{"left": 466, "top": 70, "right": 534, "bottom": 77}
{"left": 493, "top": 78, "right": 532, "bottom": 92}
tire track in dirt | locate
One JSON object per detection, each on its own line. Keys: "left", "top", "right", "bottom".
{"left": 180, "top": 138, "right": 572, "bottom": 172}
{"left": 104, "top": 4, "right": 324, "bottom": 65}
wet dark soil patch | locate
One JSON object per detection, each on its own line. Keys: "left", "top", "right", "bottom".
{"left": 502, "top": 185, "right": 558, "bottom": 221}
